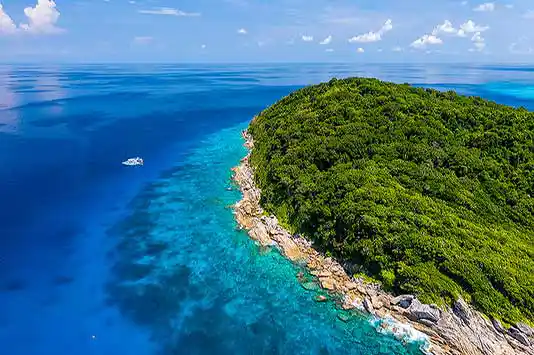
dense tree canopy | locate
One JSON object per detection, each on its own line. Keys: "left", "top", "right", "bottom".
{"left": 248, "top": 77, "right": 534, "bottom": 324}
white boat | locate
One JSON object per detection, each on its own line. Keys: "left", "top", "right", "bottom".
{"left": 122, "top": 157, "right": 144, "bottom": 166}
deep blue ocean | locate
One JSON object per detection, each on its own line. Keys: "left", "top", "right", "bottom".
{"left": 1, "top": 63, "right": 534, "bottom": 355}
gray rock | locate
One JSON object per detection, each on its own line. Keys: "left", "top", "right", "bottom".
{"left": 453, "top": 297, "right": 472, "bottom": 324}
{"left": 508, "top": 327, "right": 531, "bottom": 347}
{"left": 418, "top": 318, "right": 437, "bottom": 328}
{"left": 515, "top": 322, "right": 534, "bottom": 337}
{"left": 390, "top": 294, "right": 414, "bottom": 309}
{"left": 491, "top": 318, "right": 506, "bottom": 334}
{"left": 408, "top": 299, "right": 440, "bottom": 323}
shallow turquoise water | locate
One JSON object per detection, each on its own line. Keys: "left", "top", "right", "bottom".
{"left": 106, "top": 123, "right": 425, "bottom": 355}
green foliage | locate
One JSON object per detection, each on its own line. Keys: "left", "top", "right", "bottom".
{"left": 380, "top": 269, "right": 396, "bottom": 291}
{"left": 249, "top": 77, "right": 534, "bottom": 323}
{"left": 353, "top": 272, "right": 379, "bottom": 284}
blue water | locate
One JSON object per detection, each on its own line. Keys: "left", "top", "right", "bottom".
{"left": 1, "top": 64, "right": 534, "bottom": 355}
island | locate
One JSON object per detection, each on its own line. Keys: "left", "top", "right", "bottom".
{"left": 233, "top": 77, "right": 534, "bottom": 355}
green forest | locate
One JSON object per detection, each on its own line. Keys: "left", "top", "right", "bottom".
{"left": 248, "top": 77, "right": 534, "bottom": 324}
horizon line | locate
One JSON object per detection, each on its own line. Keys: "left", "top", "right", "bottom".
{"left": 1, "top": 61, "right": 534, "bottom": 66}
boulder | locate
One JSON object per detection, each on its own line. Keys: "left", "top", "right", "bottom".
{"left": 515, "top": 322, "right": 534, "bottom": 337}
{"left": 508, "top": 327, "right": 531, "bottom": 347}
{"left": 375, "top": 307, "right": 388, "bottom": 318}
{"left": 418, "top": 318, "right": 437, "bottom": 328}
{"left": 491, "top": 318, "right": 506, "bottom": 334}
{"left": 356, "top": 284, "right": 368, "bottom": 295}
{"left": 363, "top": 298, "right": 375, "bottom": 314}
{"left": 342, "top": 302, "right": 356, "bottom": 310}
{"left": 342, "top": 293, "right": 361, "bottom": 310}
{"left": 371, "top": 295, "right": 384, "bottom": 309}
{"left": 312, "top": 270, "right": 332, "bottom": 278}
{"left": 319, "top": 277, "right": 336, "bottom": 290}
{"left": 365, "top": 287, "right": 378, "bottom": 298}
{"left": 391, "top": 294, "right": 414, "bottom": 309}
{"left": 262, "top": 216, "right": 279, "bottom": 234}
{"left": 391, "top": 305, "right": 409, "bottom": 317}
{"left": 248, "top": 223, "right": 272, "bottom": 246}
{"left": 453, "top": 297, "right": 472, "bottom": 324}
{"left": 314, "top": 295, "right": 327, "bottom": 302}
{"left": 407, "top": 299, "right": 440, "bottom": 323}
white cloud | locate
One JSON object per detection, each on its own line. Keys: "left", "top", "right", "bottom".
{"left": 523, "top": 10, "right": 534, "bottom": 19}
{"left": 201, "top": 44, "right": 206, "bottom": 49}
{"left": 237, "top": 28, "right": 247, "bottom": 34}
{"left": 381, "top": 19, "right": 393, "bottom": 32}
{"left": 432, "top": 20, "right": 458, "bottom": 35}
{"left": 325, "top": 48, "right": 334, "bottom": 52}
{"left": 459, "top": 20, "right": 489, "bottom": 33}
{"left": 410, "top": 34, "right": 443, "bottom": 48}
{"left": 348, "top": 19, "right": 392, "bottom": 43}
{"left": 138, "top": 7, "right": 200, "bottom": 16}
{"left": 470, "top": 31, "right": 485, "bottom": 51}
{"left": 349, "top": 32, "right": 380, "bottom": 43}
{"left": 411, "top": 19, "right": 489, "bottom": 50}
{"left": 471, "top": 32, "right": 483, "bottom": 42}
{"left": 461, "top": 1, "right": 468, "bottom": 5}
{"left": 473, "top": 2, "right": 495, "bottom": 11}
{"left": 0, "top": 4, "right": 17, "bottom": 34}
{"left": 301, "top": 35, "right": 313, "bottom": 42}
{"left": 319, "top": 35, "right": 332, "bottom": 45}
{"left": 505, "top": 4, "right": 514, "bottom": 9}
{"left": 19, "top": 0, "right": 62, "bottom": 34}
{"left": 356, "top": 47, "right": 364, "bottom": 53}
{"left": 430, "top": 20, "right": 487, "bottom": 38}
{"left": 392, "top": 46, "right": 403, "bottom": 52}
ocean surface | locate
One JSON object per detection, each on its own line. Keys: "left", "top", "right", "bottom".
{"left": 1, "top": 63, "right": 534, "bottom": 355}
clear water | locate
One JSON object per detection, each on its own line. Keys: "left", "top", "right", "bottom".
{"left": 1, "top": 64, "right": 533, "bottom": 355}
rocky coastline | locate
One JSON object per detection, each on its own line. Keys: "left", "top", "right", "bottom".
{"left": 232, "top": 128, "right": 534, "bottom": 355}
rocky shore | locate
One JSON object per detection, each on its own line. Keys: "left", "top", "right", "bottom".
{"left": 232, "top": 129, "right": 534, "bottom": 355}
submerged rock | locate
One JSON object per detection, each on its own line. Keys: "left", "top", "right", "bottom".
{"left": 314, "top": 295, "right": 328, "bottom": 302}
{"left": 301, "top": 281, "right": 318, "bottom": 291}
{"left": 337, "top": 312, "right": 351, "bottom": 323}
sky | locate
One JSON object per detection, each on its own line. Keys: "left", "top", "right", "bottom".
{"left": 0, "top": 0, "right": 534, "bottom": 62}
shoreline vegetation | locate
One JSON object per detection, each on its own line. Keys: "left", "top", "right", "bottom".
{"left": 232, "top": 77, "right": 534, "bottom": 354}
